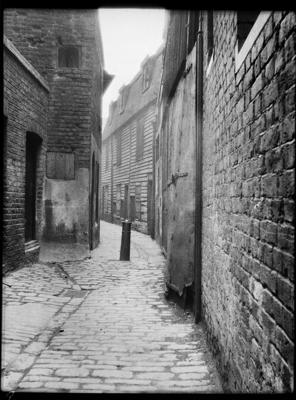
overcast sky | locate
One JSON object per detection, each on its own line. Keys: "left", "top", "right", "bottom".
{"left": 99, "top": 8, "right": 166, "bottom": 129}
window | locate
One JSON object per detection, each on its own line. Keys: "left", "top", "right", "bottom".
{"left": 236, "top": 12, "right": 271, "bottom": 71}
{"left": 119, "top": 86, "right": 129, "bottom": 113}
{"left": 237, "top": 11, "right": 260, "bottom": 52}
{"left": 207, "top": 11, "right": 214, "bottom": 65}
{"left": 58, "top": 46, "right": 80, "bottom": 68}
{"left": 142, "top": 61, "right": 152, "bottom": 92}
{"left": 116, "top": 132, "right": 122, "bottom": 166}
{"left": 46, "top": 152, "right": 75, "bottom": 180}
{"left": 135, "top": 185, "right": 141, "bottom": 220}
{"left": 116, "top": 184, "right": 121, "bottom": 217}
{"left": 136, "top": 118, "right": 144, "bottom": 161}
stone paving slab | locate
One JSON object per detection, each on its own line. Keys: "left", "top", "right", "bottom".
{"left": 2, "top": 221, "right": 223, "bottom": 393}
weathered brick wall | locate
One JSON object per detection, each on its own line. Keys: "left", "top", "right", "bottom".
{"left": 3, "top": 41, "right": 49, "bottom": 274}
{"left": 202, "top": 11, "right": 295, "bottom": 392}
{"left": 4, "top": 9, "right": 100, "bottom": 168}
{"left": 4, "top": 9, "right": 104, "bottom": 246}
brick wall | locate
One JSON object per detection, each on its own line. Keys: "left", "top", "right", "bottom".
{"left": 4, "top": 9, "right": 104, "bottom": 246}
{"left": 202, "top": 11, "right": 295, "bottom": 392}
{"left": 3, "top": 39, "right": 49, "bottom": 274}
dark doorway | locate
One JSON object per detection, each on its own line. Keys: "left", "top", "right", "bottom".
{"left": 25, "top": 132, "right": 42, "bottom": 242}
{"left": 147, "top": 179, "right": 153, "bottom": 236}
{"left": 90, "top": 153, "right": 95, "bottom": 250}
{"left": 124, "top": 184, "right": 128, "bottom": 220}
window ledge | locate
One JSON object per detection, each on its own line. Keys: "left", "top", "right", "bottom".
{"left": 235, "top": 11, "right": 271, "bottom": 72}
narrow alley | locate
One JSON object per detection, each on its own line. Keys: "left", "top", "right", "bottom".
{"left": 3, "top": 8, "right": 295, "bottom": 394}
{"left": 2, "top": 221, "right": 222, "bottom": 393}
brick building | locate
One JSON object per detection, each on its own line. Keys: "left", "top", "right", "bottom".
{"left": 3, "top": 36, "right": 49, "bottom": 274}
{"left": 4, "top": 9, "right": 112, "bottom": 264}
{"left": 156, "top": 11, "right": 295, "bottom": 392}
{"left": 101, "top": 48, "right": 163, "bottom": 235}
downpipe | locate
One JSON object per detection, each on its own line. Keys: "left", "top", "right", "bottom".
{"left": 194, "top": 28, "right": 203, "bottom": 323}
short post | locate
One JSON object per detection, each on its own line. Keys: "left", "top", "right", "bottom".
{"left": 120, "top": 219, "right": 131, "bottom": 261}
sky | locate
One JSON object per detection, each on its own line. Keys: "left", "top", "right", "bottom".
{"left": 99, "top": 8, "right": 166, "bottom": 129}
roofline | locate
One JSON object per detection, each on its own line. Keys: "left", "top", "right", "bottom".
{"left": 4, "top": 35, "right": 50, "bottom": 92}
{"left": 102, "top": 98, "right": 157, "bottom": 143}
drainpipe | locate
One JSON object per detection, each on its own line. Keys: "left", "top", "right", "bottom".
{"left": 111, "top": 135, "right": 114, "bottom": 223}
{"left": 151, "top": 117, "right": 156, "bottom": 239}
{"left": 194, "top": 16, "right": 203, "bottom": 323}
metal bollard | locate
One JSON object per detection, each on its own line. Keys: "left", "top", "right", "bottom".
{"left": 120, "top": 220, "right": 131, "bottom": 261}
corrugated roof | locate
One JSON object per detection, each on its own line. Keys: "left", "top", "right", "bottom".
{"left": 103, "top": 46, "right": 164, "bottom": 141}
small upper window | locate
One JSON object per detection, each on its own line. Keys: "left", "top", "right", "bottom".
{"left": 142, "top": 61, "right": 152, "bottom": 92}
{"left": 119, "top": 86, "right": 129, "bottom": 114}
{"left": 235, "top": 11, "right": 270, "bottom": 71}
{"left": 58, "top": 46, "right": 80, "bottom": 68}
{"left": 237, "top": 11, "right": 260, "bottom": 52}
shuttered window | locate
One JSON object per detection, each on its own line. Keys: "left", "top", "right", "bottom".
{"left": 136, "top": 118, "right": 144, "bottom": 161}
{"left": 46, "top": 152, "right": 75, "bottom": 180}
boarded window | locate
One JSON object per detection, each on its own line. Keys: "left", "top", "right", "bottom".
{"left": 46, "top": 152, "right": 75, "bottom": 180}
{"left": 116, "top": 132, "right": 122, "bottom": 166}
{"left": 116, "top": 184, "right": 121, "bottom": 216}
{"left": 135, "top": 184, "right": 141, "bottom": 220}
{"left": 136, "top": 118, "right": 144, "bottom": 161}
{"left": 58, "top": 46, "right": 80, "bottom": 68}
{"left": 237, "top": 11, "right": 260, "bottom": 51}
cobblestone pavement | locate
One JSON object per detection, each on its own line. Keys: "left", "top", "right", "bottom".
{"left": 2, "top": 221, "right": 223, "bottom": 393}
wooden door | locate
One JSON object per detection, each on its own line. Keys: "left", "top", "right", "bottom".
{"left": 147, "top": 179, "right": 153, "bottom": 236}
{"left": 25, "top": 134, "right": 39, "bottom": 241}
